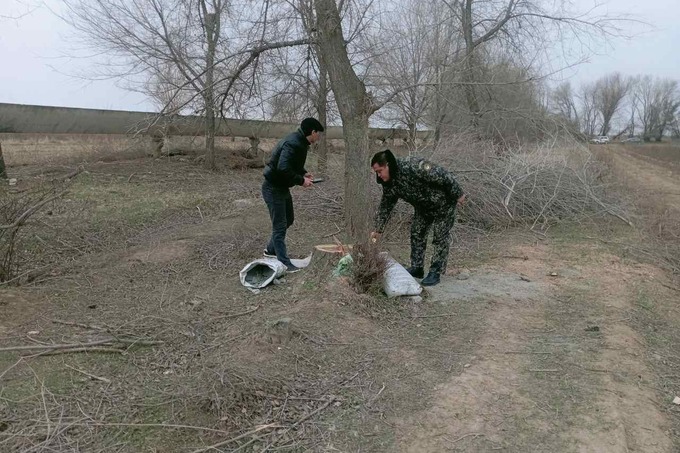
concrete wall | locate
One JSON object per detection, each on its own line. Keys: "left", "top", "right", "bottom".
{"left": 0, "top": 103, "right": 431, "bottom": 142}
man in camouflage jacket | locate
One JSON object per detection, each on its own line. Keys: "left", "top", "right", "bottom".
{"left": 370, "top": 149, "right": 465, "bottom": 286}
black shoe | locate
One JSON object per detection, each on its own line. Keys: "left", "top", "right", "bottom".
{"left": 406, "top": 266, "right": 424, "bottom": 279}
{"left": 421, "top": 271, "right": 440, "bottom": 286}
{"left": 286, "top": 264, "right": 301, "bottom": 273}
{"left": 263, "top": 249, "right": 276, "bottom": 258}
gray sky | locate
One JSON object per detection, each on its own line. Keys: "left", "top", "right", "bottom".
{"left": 0, "top": 0, "right": 678, "bottom": 113}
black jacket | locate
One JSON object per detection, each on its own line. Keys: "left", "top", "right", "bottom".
{"left": 263, "top": 128, "right": 309, "bottom": 188}
{"left": 374, "top": 151, "right": 464, "bottom": 233}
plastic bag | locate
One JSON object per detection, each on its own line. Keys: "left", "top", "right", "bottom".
{"left": 239, "top": 258, "right": 287, "bottom": 291}
{"left": 333, "top": 254, "right": 354, "bottom": 277}
{"left": 382, "top": 254, "right": 422, "bottom": 298}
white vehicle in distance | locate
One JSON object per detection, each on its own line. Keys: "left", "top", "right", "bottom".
{"left": 590, "top": 136, "right": 610, "bottom": 144}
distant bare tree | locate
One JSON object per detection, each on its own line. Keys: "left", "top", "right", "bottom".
{"left": 577, "top": 82, "right": 600, "bottom": 137}
{"left": 372, "top": 0, "right": 439, "bottom": 149}
{"left": 594, "top": 72, "right": 630, "bottom": 136}
{"left": 635, "top": 76, "right": 680, "bottom": 142}
{"left": 550, "top": 81, "right": 579, "bottom": 132}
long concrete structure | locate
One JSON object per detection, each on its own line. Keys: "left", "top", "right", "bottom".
{"left": 0, "top": 103, "right": 430, "bottom": 141}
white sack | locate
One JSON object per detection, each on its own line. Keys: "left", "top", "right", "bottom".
{"left": 382, "top": 254, "right": 422, "bottom": 298}
{"left": 239, "top": 258, "right": 287, "bottom": 290}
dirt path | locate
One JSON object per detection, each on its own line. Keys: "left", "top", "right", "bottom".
{"left": 395, "top": 241, "right": 675, "bottom": 452}
{"left": 392, "top": 146, "right": 680, "bottom": 452}
{"left": 603, "top": 145, "right": 680, "bottom": 213}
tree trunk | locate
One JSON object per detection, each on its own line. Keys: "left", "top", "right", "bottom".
{"left": 462, "top": 0, "right": 481, "bottom": 128}
{"left": 342, "top": 115, "right": 372, "bottom": 237}
{"left": 317, "top": 61, "right": 329, "bottom": 176}
{"left": 315, "top": 0, "right": 374, "bottom": 239}
{"left": 0, "top": 142, "right": 6, "bottom": 179}
{"left": 203, "top": 11, "right": 218, "bottom": 170}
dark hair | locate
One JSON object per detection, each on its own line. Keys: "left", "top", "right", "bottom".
{"left": 371, "top": 150, "right": 391, "bottom": 166}
{"left": 300, "top": 117, "right": 324, "bottom": 136}
{"left": 370, "top": 149, "right": 398, "bottom": 185}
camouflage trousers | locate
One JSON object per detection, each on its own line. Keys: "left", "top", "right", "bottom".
{"left": 410, "top": 207, "right": 457, "bottom": 274}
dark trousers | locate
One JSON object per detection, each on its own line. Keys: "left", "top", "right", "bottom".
{"left": 262, "top": 180, "right": 294, "bottom": 266}
{"left": 410, "top": 207, "right": 457, "bottom": 274}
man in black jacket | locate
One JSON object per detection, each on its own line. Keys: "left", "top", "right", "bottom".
{"left": 262, "top": 117, "right": 324, "bottom": 272}
{"left": 369, "top": 150, "right": 465, "bottom": 286}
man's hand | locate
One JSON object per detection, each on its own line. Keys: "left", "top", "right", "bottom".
{"left": 302, "top": 175, "right": 314, "bottom": 188}
{"left": 369, "top": 231, "right": 381, "bottom": 243}
{"left": 457, "top": 194, "right": 467, "bottom": 207}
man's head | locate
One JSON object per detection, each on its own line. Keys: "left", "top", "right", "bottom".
{"left": 301, "top": 117, "right": 324, "bottom": 144}
{"left": 371, "top": 150, "right": 393, "bottom": 183}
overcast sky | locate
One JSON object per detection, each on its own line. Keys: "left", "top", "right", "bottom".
{"left": 0, "top": 0, "right": 678, "bottom": 113}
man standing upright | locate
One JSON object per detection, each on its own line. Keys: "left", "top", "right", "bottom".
{"left": 370, "top": 150, "right": 465, "bottom": 286}
{"left": 262, "top": 117, "right": 324, "bottom": 272}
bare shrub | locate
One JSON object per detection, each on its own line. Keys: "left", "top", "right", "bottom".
{"left": 428, "top": 135, "right": 628, "bottom": 231}
{"left": 0, "top": 187, "right": 66, "bottom": 282}
{"left": 349, "top": 242, "right": 388, "bottom": 294}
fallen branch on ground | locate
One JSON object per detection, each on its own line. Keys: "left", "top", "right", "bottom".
{"left": 190, "top": 423, "right": 281, "bottom": 453}
{"left": 261, "top": 399, "right": 336, "bottom": 452}
{"left": 0, "top": 337, "right": 163, "bottom": 352}
{"left": 64, "top": 364, "right": 111, "bottom": 383}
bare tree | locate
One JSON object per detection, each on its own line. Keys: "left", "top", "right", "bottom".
{"left": 441, "top": 0, "right": 625, "bottom": 129}
{"left": 0, "top": 0, "right": 38, "bottom": 20}
{"left": 60, "top": 0, "right": 307, "bottom": 169}
{"left": 594, "top": 72, "right": 630, "bottom": 136}
{"left": 314, "top": 0, "right": 381, "bottom": 237}
{"left": 550, "top": 81, "right": 579, "bottom": 131}
{"left": 577, "top": 82, "right": 600, "bottom": 137}
{"left": 372, "top": 0, "right": 439, "bottom": 149}
{"left": 635, "top": 76, "right": 680, "bottom": 142}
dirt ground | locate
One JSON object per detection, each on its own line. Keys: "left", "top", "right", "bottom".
{"left": 1, "top": 143, "right": 679, "bottom": 452}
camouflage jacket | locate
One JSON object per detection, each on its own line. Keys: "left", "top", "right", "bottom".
{"left": 374, "top": 157, "right": 464, "bottom": 233}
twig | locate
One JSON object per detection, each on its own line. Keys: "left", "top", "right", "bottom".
{"left": 411, "top": 314, "right": 456, "bottom": 319}
{"left": 190, "top": 423, "right": 281, "bottom": 453}
{"left": 446, "top": 432, "right": 485, "bottom": 444}
{"left": 0, "top": 265, "right": 53, "bottom": 287}
{"left": 529, "top": 369, "right": 560, "bottom": 373}
{"left": 64, "top": 364, "right": 111, "bottom": 383}
{"left": 0, "top": 357, "right": 23, "bottom": 380}
{"left": 367, "top": 384, "right": 386, "bottom": 407}
{"left": 196, "top": 206, "right": 204, "bottom": 222}
{"left": 213, "top": 305, "right": 260, "bottom": 320}
{"left": 504, "top": 351, "right": 552, "bottom": 355}
{"left": 661, "top": 283, "right": 680, "bottom": 293}
{"left": 36, "top": 347, "right": 125, "bottom": 356}
{"left": 0, "top": 190, "right": 68, "bottom": 230}
{"left": 1, "top": 337, "right": 162, "bottom": 352}
{"left": 501, "top": 254, "right": 529, "bottom": 260}
{"left": 321, "top": 223, "right": 342, "bottom": 238}
{"left": 1, "top": 338, "right": 117, "bottom": 352}
{"left": 62, "top": 166, "right": 84, "bottom": 182}
{"left": 127, "top": 172, "right": 136, "bottom": 183}
{"left": 33, "top": 421, "right": 234, "bottom": 435}
{"left": 51, "top": 319, "right": 107, "bottom": 331}
{"left": 261, "top": 399, "right": 336, "bottom": 452}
